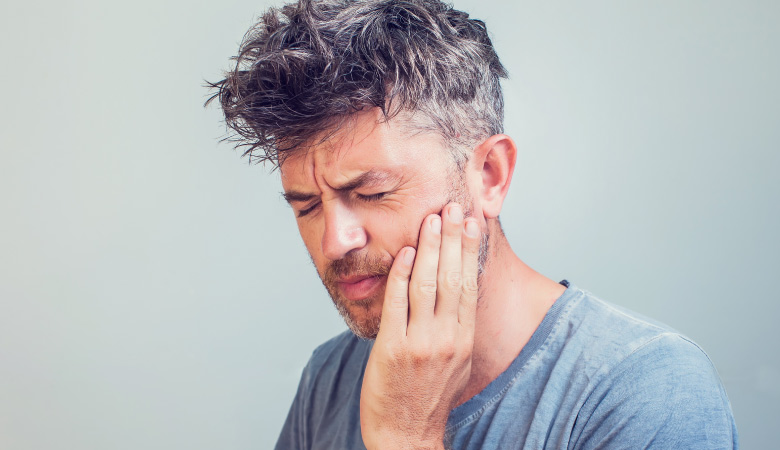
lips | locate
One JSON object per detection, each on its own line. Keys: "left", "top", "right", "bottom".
{"left": 336, "top": 274, "right": 385, "bottom": 301}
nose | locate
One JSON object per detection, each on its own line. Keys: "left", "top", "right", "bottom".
{"left": 321, "top": 199, "right": 367, "bottom": 261}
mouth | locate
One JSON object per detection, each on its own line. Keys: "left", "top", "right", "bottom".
{"left": 336, "top": 274, "right": 386, "bottom": 302}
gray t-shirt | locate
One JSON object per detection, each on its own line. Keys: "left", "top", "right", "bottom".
{"left": 275, "top": 282, "right": 738, "bottom": 449}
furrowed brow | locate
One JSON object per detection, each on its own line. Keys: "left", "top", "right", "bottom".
{"left": 282, "top": 170, "right": 400, "bottom": 204}
{"left": 333, "top": 170, "right": 398, "bottom": 192}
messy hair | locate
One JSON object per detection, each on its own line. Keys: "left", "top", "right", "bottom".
{"left": 207, "top": 0, "right": 508, "bottom": 168}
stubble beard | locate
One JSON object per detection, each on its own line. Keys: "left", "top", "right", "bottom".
{"left": 319, "top": 252, "right": 392, "bottom": 340}
{"left": 317, "top": 177, "right": 490, "bottom": 340}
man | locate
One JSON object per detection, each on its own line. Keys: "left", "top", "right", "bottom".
{"left": 208, "top": 0, "right": 738, "bottom": 448}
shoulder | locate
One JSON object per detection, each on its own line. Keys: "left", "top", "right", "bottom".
{"left": 567, "top": 288, "right": 680, "bottom": 342}
{"left": 563, "top": 289, "right": 738, "bottom": 449}
{"left": 306, "top": 330, "right": 362, "bottom": 369}
{"left": 275, "top": 331, "right": 372, "bottom": 449}
{"left": 305, "top": 329, "right": 373, "bottom": 377}
{"left": 557, "top": 288, "right": 701, "bottom": 373}
{"left": 298, "top": 329, "right": 373, "bottom": 407}
{"left": 564, "top": 287, "right": 734, "bottom": 411}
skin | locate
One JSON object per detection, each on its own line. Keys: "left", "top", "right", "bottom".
{"left": 280, "top": 108, "right": 567, "bottom": 449}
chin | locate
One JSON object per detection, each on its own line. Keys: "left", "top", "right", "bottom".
{"left": 332, "top": 294, "right": 384, "bottom": 340}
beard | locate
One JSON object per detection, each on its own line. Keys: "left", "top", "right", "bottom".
{"left": 319, "top": 252, "right": 393, "bottom": 340}
{"left": 317, "top": 176, "right": 491, "bottom": 340}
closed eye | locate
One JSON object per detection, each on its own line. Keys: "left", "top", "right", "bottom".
{"left": 356, "top": 192, "right": 388, "bottom": 202}
{"left": 296, "top": 202, "right": 321, "bottom": 218}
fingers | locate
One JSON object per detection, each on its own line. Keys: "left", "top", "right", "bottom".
{"left": 404, "top": 202, "right": 482, "bottom": 334}
{"left": 378, "top": 247, "right": 416, "bottom": 340}
{"left": 435, "top": 203, "right": 464, "bottom": 318}
{"left": 408, "top": 214, "right": 442, "bottom": 321}
{"left": 459, "top": 218, "right": 481, "bottom": 332}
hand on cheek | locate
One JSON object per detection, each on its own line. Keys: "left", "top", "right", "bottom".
{"left": 360, "top": 203, "right": 481, "bottom": 450}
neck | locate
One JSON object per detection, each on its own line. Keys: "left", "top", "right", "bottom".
{"left": 455, "top": 221, "right": 567, "bottom": 406}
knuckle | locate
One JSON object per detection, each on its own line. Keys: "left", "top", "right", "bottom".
{"left": 437, "top": 341, "right": 457, "bottom": 359}
{"left": 386, "top": 293, "right": 408, "bottom": 308}
{"left": 409, "top": 342, "right": 432, "bottom": 363}
{"left": 417, "top": 279, "right": 438, "bottom": 295}
{"left": 462, "top": 274, "right": 479, "bottom": 294}
{"left": 441, "top": 270, "right": 461, "bottom": 290}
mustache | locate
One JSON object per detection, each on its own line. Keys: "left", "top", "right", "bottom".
{"left": 322, "top": 252, "right": 393, "bottom": 285}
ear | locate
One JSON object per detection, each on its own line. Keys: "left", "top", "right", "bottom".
{"left": 470, "top": 134, "right": 517, "bottom": 219}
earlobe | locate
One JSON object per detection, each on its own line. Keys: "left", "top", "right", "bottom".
{"left": 474, "top": 134, "right": 517, "bottom": 219}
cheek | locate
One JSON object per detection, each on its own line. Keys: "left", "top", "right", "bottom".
{"left": 367, "top": 203, "right": 443, "bottom": 256}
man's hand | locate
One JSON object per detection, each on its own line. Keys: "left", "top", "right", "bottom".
{"left": 360, "top": 203, "right": 482, "bottom": 450}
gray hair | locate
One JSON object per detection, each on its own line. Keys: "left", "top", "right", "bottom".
{"left": 207, "top": 0, "right": 508, "bottom": 168}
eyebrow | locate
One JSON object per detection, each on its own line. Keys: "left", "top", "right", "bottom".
{"left": 282, "top": 170, "right": 400, "bottom": 204}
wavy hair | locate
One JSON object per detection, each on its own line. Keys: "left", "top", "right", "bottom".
{"left": 207, "top": 0, "right": 508, "bottom": 168}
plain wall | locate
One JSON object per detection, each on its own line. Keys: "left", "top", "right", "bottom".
{"left": 1, "top": 0, "right": 777, "bottom": 448}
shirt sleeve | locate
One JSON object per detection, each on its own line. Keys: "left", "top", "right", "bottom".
{"left": 275, "top": 361, "right": 313, "bottom": 450}
{"left": 572, "top": 333, "right": 738, "bottom": 450}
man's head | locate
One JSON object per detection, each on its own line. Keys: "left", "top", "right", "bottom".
{"left": 209, "top": 0, "right": 513, "bottom": 339}
{"left": 208, "top": 0, "right": 507, "bottom": 168}
{"left": 278, "top": 109, "right": 506, "bottom": 339}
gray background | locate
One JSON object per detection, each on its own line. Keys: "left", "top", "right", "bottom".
{"left": 1, "top": 0, "right": 777, "bottom": 448}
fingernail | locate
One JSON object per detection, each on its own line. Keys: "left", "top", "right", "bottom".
{"left": 403, "top": 247, "right": 415, "bottom": 266}
{"left": 431, "top": 216, "right": 442, "bottom": 234}
{"left": 465, "top": 219, "right": 479, "bottom": 238}
{"left": 449, "top": 204, "right": 463, "bottom": 223}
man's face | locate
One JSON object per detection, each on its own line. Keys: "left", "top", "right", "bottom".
{"left": 280, "top": 109, "right": 477, "bottom": 339}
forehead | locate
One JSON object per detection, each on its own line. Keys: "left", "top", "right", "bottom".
{"left": 279, "top": 109, "right": 449, "bottom": 188}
